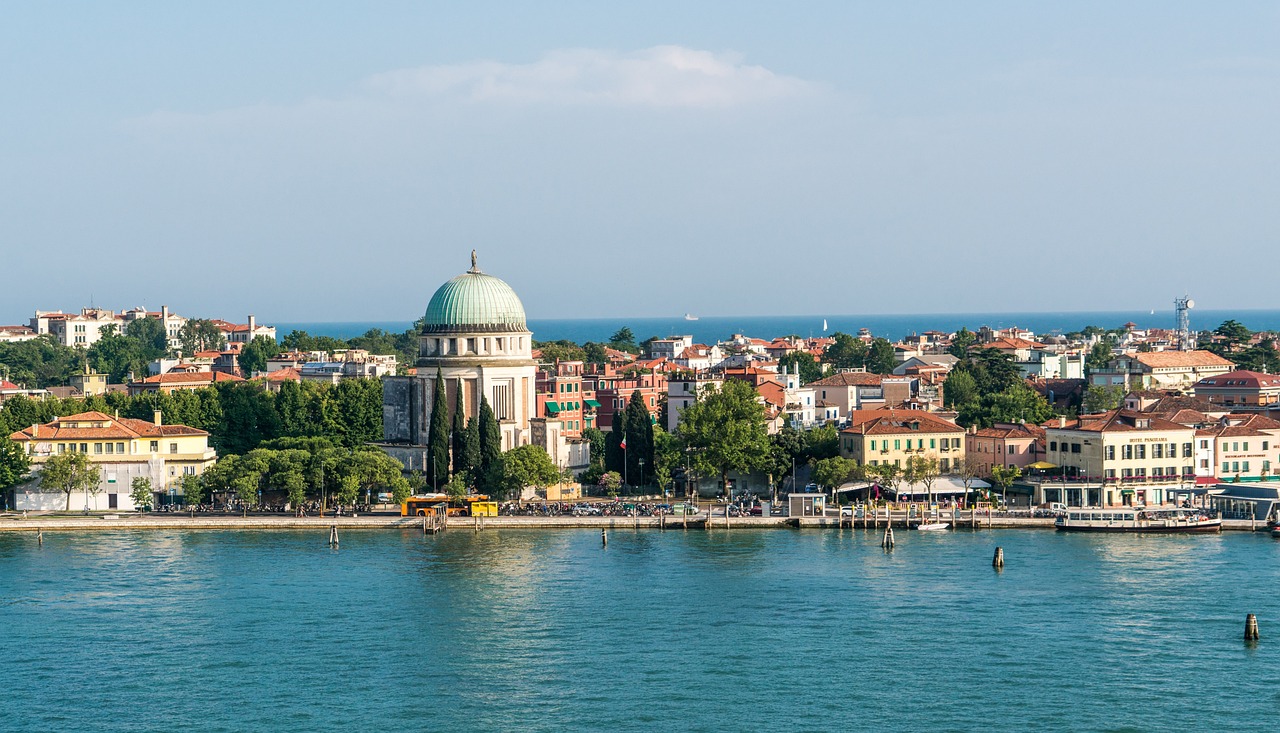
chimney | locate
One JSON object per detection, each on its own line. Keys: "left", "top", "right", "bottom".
{"left": 162, "top": 305, "right": 169, "bottom": 322}
{"left": 31, "top": 424, "right": 37, "bottom": 438}
{"left": 248, "top": 314, "right": 256, "bottom": 333}
{"left": 153, "top": 410, "right": 163, "bottom": 426}
{"left": 1058, "top": 416, "right": 1066, "bottom": 428}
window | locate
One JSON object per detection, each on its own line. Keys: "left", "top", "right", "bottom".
{"left": 1244, "top": 442, "right": 1250, "bottom": 452}
{"left": 1152, "top": 444, "right": 1163, "bottom": 459}
{"left": 1244, "top": 461, "right": 1251, "bottom": 473}
{"left": 1136, "top": 468, "right": 1146, "bottom": 478}
{"left": 1050, "top": 441, "right": 1057, "bottom": 452}
{"left": 1071, "top": 443, "right": 1081, "bottom": 454}
{"left": 1184, "top": 443, "right": 1193, "bottom": 458}
{"left": 1223, "top": 462, "right": 1231, "bottom": 473}
{"left": 1105, "top": 469, "right": 1116, "bottom": 479}
{"left": 169, "top": 443, "right": 178, "bottom": 454}
{"left": 94, "top": 443, "right": 103, "bottom": 454}
{"left": 80, "top": 443, "right": 87, "bottom": 453}
{"left": 1105, "top": 446, "right": 1115, "bottom": 460}
{"left": 1266, "top": 441, "right": 1271, "bottom": 451}
{"left": 150, "top": 441, "right": 159, "bottom": 452}
{"left": 57, "top": 443, "right": 65, "bottom": 454}
{"left": 953, "top": 438, "right": 960, "bottom": 449}
{"left": 1122, "top": 468, "right": 1133, "bottom": 478}
{"left": 1123, "top": 445, "right": 1133, "bottom": 460}
{"left": 894, "top": 440, "right": 901, "bottom": 450}
{"left": 1136, "top": 445, "right": 1146, "bottom": 460}
{"left": 905, "top": 439, "right": 913, "bottom": 450}
{"left": 1007, "top": 445, "right": 1014, "bottom": 455}
{"left": 930, "top": 439, "right": 936, "bottom": 449}
{"left": 117, "top": 442, "right": 125, "bottom": 453}
{"left": 1233, "top": 442, "right": 1240, "bottom": 452}
{"left": 105, "top": 443, "right": 113, "bottom": 454}
{"left": 1200, "top": 440, "right": 1209, "bottom": 449}
{"left": 870, "top": 440, "right": 877, "bottom": 451}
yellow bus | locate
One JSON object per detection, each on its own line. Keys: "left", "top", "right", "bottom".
{"left": 401, "top": 494, "right": 493, "bottom": 517}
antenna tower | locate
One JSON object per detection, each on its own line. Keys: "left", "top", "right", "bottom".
{"left": 1174, "top": 295, "right": 1195, "bottom": 351}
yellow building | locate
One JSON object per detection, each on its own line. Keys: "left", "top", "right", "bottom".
{"left": 1045, "top": 410, "right": 1195, "bottom": 508}
{"left": 839, "top": 409, "right": 967, "bottom": 473}
{"left": 9, "top": 410, "right": 217, "bottom": 510}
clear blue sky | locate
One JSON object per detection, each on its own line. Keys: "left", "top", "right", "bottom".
{"left": 3, "top": 2, "right": 1278, "bottom": 323}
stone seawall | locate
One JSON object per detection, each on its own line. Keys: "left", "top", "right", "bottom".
{"left": 0, "top": 514, "right": 1261, "bottom": 532}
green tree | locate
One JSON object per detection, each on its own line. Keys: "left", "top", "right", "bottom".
{"left": 609, "top": 327, "right": 638, "bottom": 353}
{"left": 238, "top": 335, "right": 280, "bottom": 376}
{"left": 778, "top": 351, "right": 824, "bottom": 384}
{"left": 450, "top": 403, "right": 466, "bottom": 475}
{"left": 904, "top": 454, "right": 941, "bottom": 505}
{"left": 990, "top": 465, "right": 1022, "bottom": 506}
{"left": 676, "top": 380, "right": 771, "bottom": 494}
{"left": 943, "top": 369, "right": 978, "bottom": 410}
{"left": 948, "top": 328, "right": 977, "bottom": 358}
{"left": 958, "top": 382, "right": 1056, "bottom": 428}
{"left": 803, "top": 423, "right": 840, "bottom": 461}
{"left": 0, "top": 335, "right": 83, "bottom": 388}
{"left": 767, "top": 424, "right": 806, "bottom": 491}
{"left": 651, "top": 427, "right": 680, "bottom": 496}
{"left": 124, "top": 317, "right": 170, "bottom": 361}
{"left": 583, "top": 342, "right": 607, "bottom": 365}
{"left": 811, "top": 456, "right": 857, "bottom": 498}
{"left": 0, "top": 435, "right": 31, "bottom": 489}
{"left": 1214, "top": 320, "right": 1252, "bottom": 351}
{"left": 461, "top": 416, "right": 481, "bottom": 488}
{"left": 624, "top": 390, "right": 654, "bottom": 487}
{"left": 866, "top": 338, "right": 897, "bottom": 375}
{"left": 477, "top": 396, "right": 502, "bottom": 493}
{"left": 1085, "top": 340, "right": 1114, "bottom": 374}
{"left": 180, "top": 472, "right": 206, "bottom": 506}
{"left": 598, "top": 471, "right": 622, "bottom": 497}
{"left": 427, "top": 368, "right": 450, "bottom": 488}
{"left": 823, "top": 332, "right": 868, "bottom": 370}
{"left": 87, "top": 331, "right": 147, "bottom": 384}
{"left": 40, "top": 451, "right": 101, "bottom": 511}
{"left": 129, "top": 476, "right": 153, "bottom": 510}
{"left": 179, "top": 319, "right": 226, "bottom": 355}
{"left": 498, "top": 444, "right": 560, "bottom": 499}
{"left": 533, "top": 339, "right": 587, "bottom": 363}
{"left": 1082, "top": 384, "right": 1125, "bottom": 414}
{"left": 605, "top": 404, "right": 626, "bottom": 475}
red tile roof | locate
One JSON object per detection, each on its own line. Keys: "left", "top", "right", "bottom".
{"left": 1133, "top": 350, "right": 1234, "bottom": 369}
{"left": 809, "top": 372, "right": 883, "bottom": 387}
{"left": 10, "top": 411, "right": 207, "bottom": 441}
{"left": 842, "top": 409, "right": 964, "bottom": 436}
{"left": 1195, "top": 370, "right": 1280, "bottom": 389}
{"left": 138, "top": 371, "right": 244, "bottom": 385}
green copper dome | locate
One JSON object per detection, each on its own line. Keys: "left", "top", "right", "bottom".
{"left": 422, "top": 254, "right": 527, "bottom": 333}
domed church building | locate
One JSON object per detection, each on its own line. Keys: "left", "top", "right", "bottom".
{"left": 382, "top": 252, "right": 584, "bottom": 475}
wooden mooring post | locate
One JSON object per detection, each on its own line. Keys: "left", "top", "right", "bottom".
{"left": 601, "top": 529, "right": 608, "bottom": 547}
{"left": 1245, "top": 614, "right": 1260, "bottom": 641}
{"left": 328, "top": 525, "right": 339, "bottom": 548}
{"left": 36, "top": 528, "right": 43, "bottom": 546}
{"left": 881, "top": 527, "right": 895, "bottom": 549}
{"left": 992, "top": 546, "right": 1004, "bottom": 569}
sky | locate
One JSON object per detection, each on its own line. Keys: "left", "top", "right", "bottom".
{"left": 3, "top": 2, "right": 1279, "bottom": 323}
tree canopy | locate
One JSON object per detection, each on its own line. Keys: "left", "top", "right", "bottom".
{"left": 677, "top": 379, "right": 771, "bottom": 492}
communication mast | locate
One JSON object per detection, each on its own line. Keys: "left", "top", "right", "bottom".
{"left": 1174, "top": 295, "right": 1195, "bottom": 351}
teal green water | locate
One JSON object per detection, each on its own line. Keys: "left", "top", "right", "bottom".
{"left": 3, "top": 528, "right": 1280, "bottom": 732}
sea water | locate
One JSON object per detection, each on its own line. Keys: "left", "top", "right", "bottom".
{"left": 2, "top": 528, "right": 1279, "bottom": 732}
{"left": 278, "top": 308, "right": 1280, "bottom": 345}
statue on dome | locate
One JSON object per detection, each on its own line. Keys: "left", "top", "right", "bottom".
{"left": 470, "top": 249, "right": 478, "bottom": 272}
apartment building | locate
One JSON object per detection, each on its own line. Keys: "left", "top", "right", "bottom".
{"left": 839, "top": 409, "right": 967, "bottom": 473}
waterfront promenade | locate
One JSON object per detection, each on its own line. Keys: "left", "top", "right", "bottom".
{"left": 0, "top": 511, "right": 1263, "bottom": 532}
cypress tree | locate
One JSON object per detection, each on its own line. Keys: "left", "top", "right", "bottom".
{"left": 427, "top": 368, "right": 449, "bottom": 489}
{"left": 450, "top": 401, "right": 466, "bottom": 475}
{"left": 624, "top": 390, "right": 654, "bottom": 487}
{"left": 462, "top": 416, "right": 481, "bottom": 488}
{"left": 478, "top": 395, "right": 502, "bottom": 491}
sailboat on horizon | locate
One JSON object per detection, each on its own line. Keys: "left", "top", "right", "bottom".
{"left": 822, "top": 318, "right": 828, "bottom": 332}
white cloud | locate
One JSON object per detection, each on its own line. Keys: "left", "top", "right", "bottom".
{"left": 363, "top": 46, "right": 819, "bottom": 109}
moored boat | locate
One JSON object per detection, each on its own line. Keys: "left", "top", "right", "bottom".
{"left": 914, "top": 522, "right": 949, "bottom": 531}
{"left": 1055, "top": 508, "right": 1220, "bottom": 533}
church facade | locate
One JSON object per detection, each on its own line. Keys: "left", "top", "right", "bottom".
{"left": 381, "top": 253, "right": 588, "bottom": 475}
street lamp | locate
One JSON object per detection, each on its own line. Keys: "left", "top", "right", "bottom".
{"left": 638, "top": 459, "right": 645, "bottom": 494}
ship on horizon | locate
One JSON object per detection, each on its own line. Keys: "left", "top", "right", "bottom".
{"left": 684, "top": 313, "right": 698, "bottom": 321}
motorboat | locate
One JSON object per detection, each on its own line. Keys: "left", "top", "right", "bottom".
{"left": 914, "top": 522, "right": 949, "bottom": 531}
{"left": 1055, "top": 508, "right": 1220, "bottom": 533}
